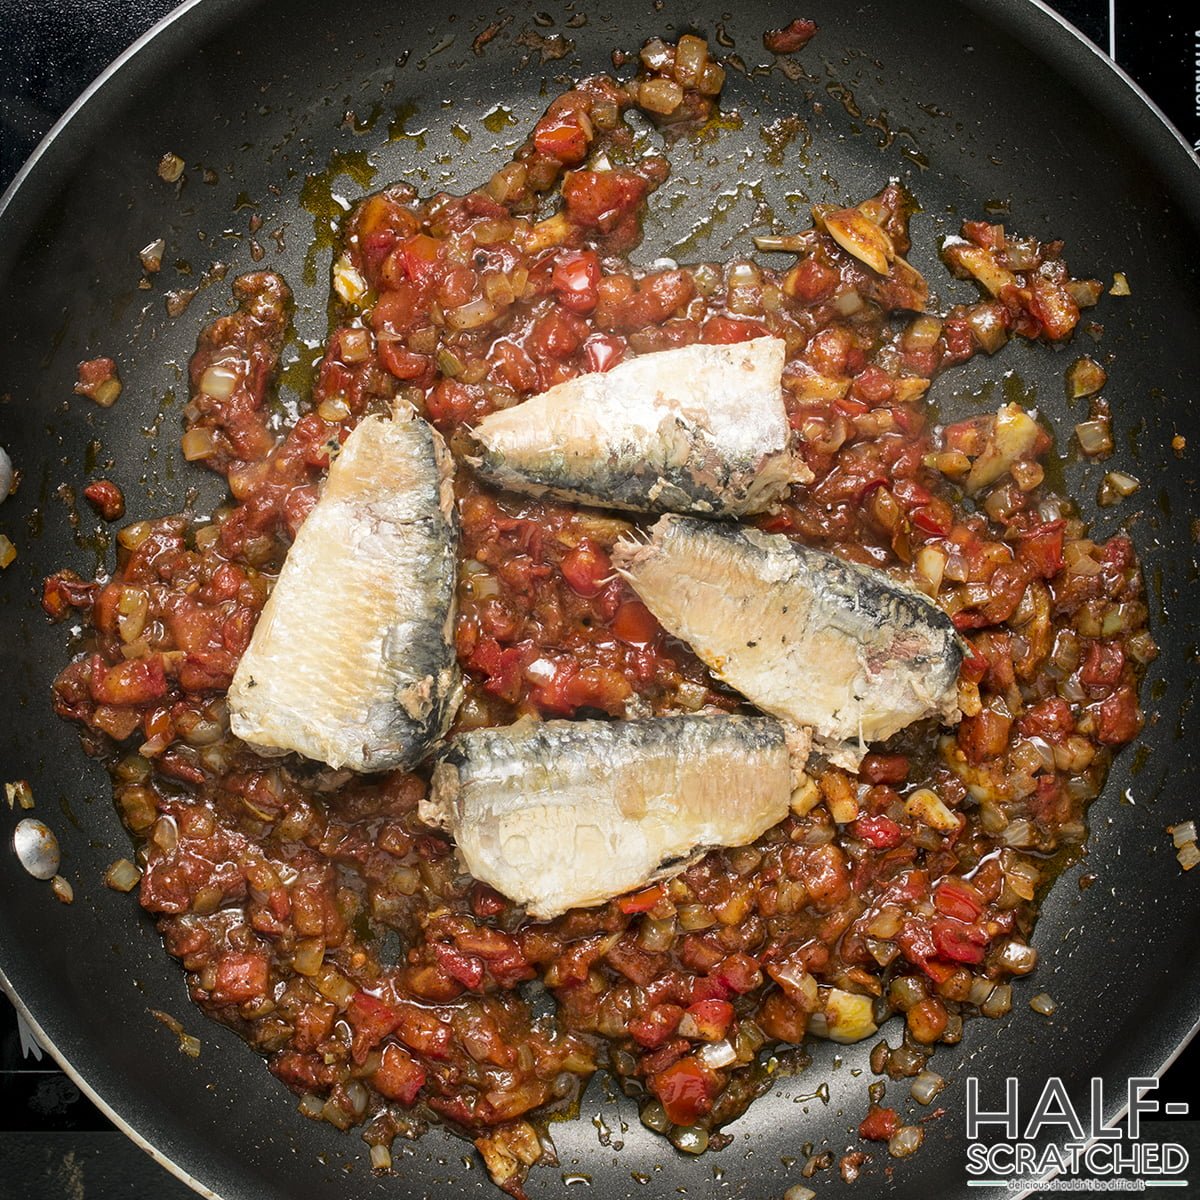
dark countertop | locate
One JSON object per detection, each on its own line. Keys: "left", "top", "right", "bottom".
{"left": 2, "top": 2, "right": 1198, "bottom": 1198}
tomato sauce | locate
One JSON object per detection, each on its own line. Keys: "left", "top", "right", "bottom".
{"left": 46, "top": 32, "right": 1153, "bottom": 1197}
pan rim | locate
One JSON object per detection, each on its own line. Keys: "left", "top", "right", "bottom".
{"left": 2, "top": 1, "right": 1198, "bottom": 1198}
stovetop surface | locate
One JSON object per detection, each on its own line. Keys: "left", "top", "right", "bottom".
{"left": 1, "top": 1, "right": 1197, "bottom": 1196}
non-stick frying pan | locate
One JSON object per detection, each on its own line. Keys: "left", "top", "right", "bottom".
{"left": 2, "top": 2, "right": 1199, "bottom": 1197}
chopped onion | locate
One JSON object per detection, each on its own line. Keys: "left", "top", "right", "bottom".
{"left": 981, "top": 983, "right": 1013, "bottom": 1018}
{"left": 1074, "top": 418, "right": 1113, "bottom": 457}
{"left": 673, "top": 34, "right": 709, "bottom": 86}
{"left": 639, "top": 78, "right": 684, "bottom": 115}
{"left": 333, "top": 255, "right": 368, "bottom": 305}
{"left": 51, "top": 875, "right": 74, "bottom": 904}
{"left": 0, "top": 534, "right": 16, "bottom": 569}
{"left": 995, "top": 939, "right": 1038, "bottom": 975}
{"left": 784, "top": 1187, "right": 817, "bottom": 1200}
{"left": 182, "top": 427, "right": 219, "bottom": 461}
{"left": 1178, "top": 844, "right": 1200, "bottom": 872}
{"left": 1110, "top": 271, "right": 1131, "bottom": 296}
{"left": 200, "top": 363, "right": 239, "bottom": 400}
{"left": 445, "top": 297, "right": 501, "bottom": 331}
{"left": 1170, "top": 821, "right": 1197, "bottom": 848}
{"left": 905, "top": 788, "right": 960, "bottom": 833}
{"left": 4, "top": 780, "right": 33, "bottom": 810}
{"left": 1067, "top": 356, "right": 1106, "bottom": 399}
{"left": 104, "top": 858, "right": 142, "bottom": 892}
{"left": 698, "top": 1039, "right": 738, "bottom": 1069}
{"left": 911, "top": 1069, "right": 946, "bottom": 1105}
{"left": 298, "top": 1094, "right": 325, "bottom": 1119}
{"left": 157, "top": 152, "right": 185, "bottom": 183}
{"left": 1030, "top": 993, "right": 1057, "bottom": 1016}
{"left": 670, "top": 1125, "right": 709, "bottom": 1154}
{"left": 370, "top": 1144, "right": 393, "bottom": 1170}
{"left": 888, "top": 1125, "right": 924, "bottom": 1158}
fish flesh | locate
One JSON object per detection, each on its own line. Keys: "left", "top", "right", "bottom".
{"left": 611, "top": 516, "right": 961, "bottom": 764}
{"left": 228, "top": 411, "right": 462, "bottom": 772}
{"left": 421, "top": 715, "right": 799, "bottom": 919}
{"left": 466, "top": 337, "right": 798, "bottom": 517}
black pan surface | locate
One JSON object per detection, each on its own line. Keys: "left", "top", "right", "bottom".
{"left": 2, "top": 2, "right": 1199, "bottom": 1197}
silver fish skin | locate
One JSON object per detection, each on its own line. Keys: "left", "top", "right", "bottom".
{"left": 466, "top": 337, "right": 797, "bottom": 517}
{"left": 228, "top": 411, "right": 462, "bottom": 772}
{"left": 421, "top": 715, "right": 796, "bottom": 919}
{"left": 611, "top": 516, "right": 962, "bottom": 764}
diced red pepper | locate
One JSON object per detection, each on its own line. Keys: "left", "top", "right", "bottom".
{"left": 681, "top": 999, "right": 734, "bottom": 1041}
{"left": 618, "top": 884, "right": 665, "bottom": 914}
{"left": 534, "top": 111, "right": 592, "bottom": 166}
{"left": 933, "top": 878, "right": 985, "bottom": 923}
{"left": 932, "top": 917, "right": 988, "bottom": 964}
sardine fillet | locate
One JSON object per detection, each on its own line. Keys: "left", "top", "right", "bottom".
{"left": 422, "top": 715, "right": 794, "bottom": 919}
{"left": 467, "top": 337, "right": 796, "bottom": 516}
{"left": 612, "top": 517, "right": 961, "bottom": 761}
{"left": 228, "top": 412, "right": 462, "bottom": 772}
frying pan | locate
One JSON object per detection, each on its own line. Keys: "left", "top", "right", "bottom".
{"left": 2, "top": 1, "right": 1199, "bottom": 1197}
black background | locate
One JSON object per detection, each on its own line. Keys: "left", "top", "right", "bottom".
{"left": 1, "top": 1, "right": 1198, "bottom": 1196}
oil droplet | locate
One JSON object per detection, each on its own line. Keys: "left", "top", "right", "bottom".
{"left": 388, "top": 101, "right": 428, "bottom": 149}
{"left": 483, "top": 103, "right": 518, "bottom": 134}
{"left": 299, "top": 149, "right": 377, "bottom": 287}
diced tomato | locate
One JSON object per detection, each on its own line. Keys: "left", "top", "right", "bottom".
{"left": 347, "top": 992, "right": 404, "bottom": 1062}
{"left": 1095, "top": 685, "right": 1140, "bottom": 745}
{"left": 470, "top": 882, "right": 508, "bottom": 919}
{"left": 551, "top": 249, "right": 601, "bottom": 314}
{"left": 651, "top": 1057, "right": 717, "bottom": 1126}
{"left": 618, "top": 884, "right": 665, "bottom": 914}
{"left": 88, "top": 654, "right": 168, "bottom": 707}
{"left": 534, "top": 111, "right": 591, "bottom": 165}
{"left": 372, "top": 1043, "right": 426, "bottom": 1105}
{"left": 379, "top": 343, "right": 430, "bottom": 381}
{"left": 398, "top": 233, "right": 445, "bottom": 286}
{"left": 859, "top": 1105, "right": 902, "bottom": 1141}
{"left": 851, "top": 365, "right": 895, "bottom": 405}
{"left": 933, "top": 878, "right": 985, "bottom": 923}
{"left": 763, "top": 17, "right": 817, "bottom": 54}
{"left": 611, "top": 600, "right": 659, "bottom": 646}
{"left": 932, "top": 917, "right": 988, "bottom": 964}
{"left": 1018, "top": 520, "right": 1065, "bottom": 579}
{"left": 562, "top": 169, "right": 648, "bottom": 232}
{"left": 712, "top": 953, "right": 763, "bottom": 995}
{"left": 434, "top": 943, "right": 485, "bottom": 990}
{"left": 583, "top": 332, "right": 626, "bottom": 372}
{"left": 783, "top": 255, "right": 839, "bottom": 303}
{"left": 491, "top": 339, "right": 540, "bottom": 393}
{"left": 853, "top": 814, "right": 905, "bottom": 849}
{"left": 560, "top": 540, "right": 611, "bottom": 598}
{"left": 211, "top": 951, "right": 269, "bottom": 1003}
{"left": 1081, "top": 640, "right": 1125, "bottom": 688}
{"left": 1018, "top": 696, "right": 1075, "bottom": 744}
{"left": 859, "top": 753, "right": 909, "bottom": 785}
{"left": 700, "top": 315, "right": 770, "bottom": 344}
{"left": 628, "top": 1003, "right": 685, "bottom": 1049}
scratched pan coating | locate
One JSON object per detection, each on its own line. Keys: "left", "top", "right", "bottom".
{"left": 1, "top": 1, "right": 1199, "bottom": 1197}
